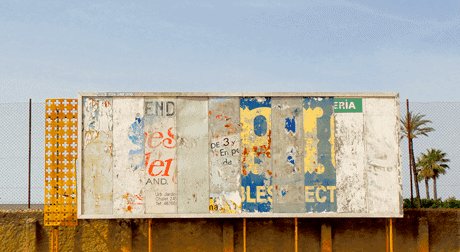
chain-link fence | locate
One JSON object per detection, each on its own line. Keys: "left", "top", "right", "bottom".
{"left": 400, "top": 101, "right": 460, "bottom": 201}
{"left": 0, "top": 102, "right": 45, "bottom": 209}
{"left": 0, "top": 100, "right": 458, "bottom": 210}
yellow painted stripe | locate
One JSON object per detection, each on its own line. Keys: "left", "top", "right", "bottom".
{"left": 240, "top": 107, "right": 271, "bottom": 175}
{"left": 303, "top": 107, "right": 323, "bottom": 174}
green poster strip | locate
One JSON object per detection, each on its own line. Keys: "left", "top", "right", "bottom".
{"left": 334, "top": 98, "right": 362, "bottom": 113}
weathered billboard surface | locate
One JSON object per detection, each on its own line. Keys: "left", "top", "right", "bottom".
{"left": 78, "top": 92, "right": 402, "bottom": 218}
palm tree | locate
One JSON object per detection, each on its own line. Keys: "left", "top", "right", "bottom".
{"left": 400, "top": 111, "right": 434, "bottom": 205}
{"left": 416, "top": 149, "right": 450, "bottom": 201}
{"left": 416, "top": 155, "right": 433, "bottom": 199}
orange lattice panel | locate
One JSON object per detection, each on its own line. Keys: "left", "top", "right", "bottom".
{"left": 45, "top": 99, "right": 78, "bottom": 226}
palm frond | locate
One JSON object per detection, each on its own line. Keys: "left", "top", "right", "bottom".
{"left": 400, "top": 111, "right": 435, "bottom": 139}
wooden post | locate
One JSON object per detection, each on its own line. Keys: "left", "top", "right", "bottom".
{"left": 390, "top": 219, "right": 393, "bottom": 252}
{"left": 321, "top": 221, "right": 332, "bottom": 252}
{"left": 386, "top": 219, "right": 389, "bottom": 252}
{"left": 295, "top": 217, "right": 298, "bottom": 252}
{"left": 243, "top": 218, "right": 246, "bottom": 252}
{"left": 223, "top": 220, "right": 234, "bottom": 252}
{"left": 149, "top": 219, "right": 152, "bottom": 252}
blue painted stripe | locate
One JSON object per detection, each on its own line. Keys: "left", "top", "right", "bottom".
{"left": 303, "top": 97, "right": 336, "bottom": 212}
{"left": 240, "top": 97, "right": 271, "bottom": 110}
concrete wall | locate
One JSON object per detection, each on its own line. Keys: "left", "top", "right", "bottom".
{"left": 1, "top": 209, "right": 459, "bottom": 252}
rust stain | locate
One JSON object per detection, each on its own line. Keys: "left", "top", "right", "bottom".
{"left": 251, "top": 130, "right": 271, "bottom": 159}
{"left": 222, "top": 123, "right": 238, "bottom": 135}
{"left": 242, "top": 147, "right": 249, "bottom": 162}
{"left": 266, "top": 170, "right": 272, "bottom": 175}
{"left": 209, "top": 111, "right": 212, "bottom": 115}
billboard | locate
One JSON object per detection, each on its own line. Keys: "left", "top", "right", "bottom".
{"left": 77, "top": 92, "right": 402, "bottom": 218}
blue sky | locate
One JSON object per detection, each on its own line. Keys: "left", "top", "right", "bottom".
{"left": 1, "top": 0, "right": 459, "bottom": 102}
{"left": 1, "top": 1, "right": 460, "bottom": 204}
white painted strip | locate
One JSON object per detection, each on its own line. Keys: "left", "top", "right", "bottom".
{"left": 176, "top": 98, "right": 209, "bottom": 213}
{"left": 82, "top": 98, "right": 114, "bottom": 215}
{"left": 364, "top": 98, "right": 400, "bottom": 214}
{"left": 112, "top": 98, "right": 145, "bottom": 214}
{"left": 335, "top": 112, "right": 367, "bottom": 213}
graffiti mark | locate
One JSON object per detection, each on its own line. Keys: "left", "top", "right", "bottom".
{"left": 128, "top": 113, "right": 144, "bottom": 171}
{"left": 285, "top": 116, "right": 296, "bottom": 134}
{"left": 287, "top": 148, "right": 295, "bottom": 166}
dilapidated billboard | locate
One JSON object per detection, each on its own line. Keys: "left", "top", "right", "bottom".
{"left": 77, "top": 92, "right": 402, "bottom": 218}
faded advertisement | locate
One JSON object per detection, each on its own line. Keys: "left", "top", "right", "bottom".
{"left": 209, "top": 98, "right": 241, "bottom": 213}
{"left": 144, "top": 98, "right": 177, "bottom": 213}
{"left": 303, "top": 98, "right": 337, "bottom": 212}
{"left": 77, "top": 93, "right": 401, "bottom": 218}
{"left": 240, "top": 97, "right": 272, "bottom": 213}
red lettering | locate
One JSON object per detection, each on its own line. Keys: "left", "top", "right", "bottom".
{"left": 145, "top": 152, "right": 151, "bottom": 167}
{"left": 163, "top": 127, "right": 176, "bottom": 149}
{"left": 148, "top": 132, "right": 163, "bottom": 148}
{"left": 148, "top": 160, "right": 164, "bottom": 176}
{"left": 145, "top": 128, "right": 176, "bottom": 177}
{"left": 162, "top": 158, "right": 173, "bottom": 176}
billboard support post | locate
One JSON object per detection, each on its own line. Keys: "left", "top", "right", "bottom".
{"left": 295, "top": 217, "right": 298, "bottom": 252}
{"left": 148, "top": 219, "right": 152, "bottom": 252}
{"left": 243, "top": 218, "right": 246, "bottom": 252}
{"left": 28, "top": 98, "right": 31, "bottom": 209}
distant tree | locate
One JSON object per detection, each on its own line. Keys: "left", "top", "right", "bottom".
{"left": 417, "top": 149, "right": 450, "bottom": 201}
{"left": 416, "top": 155, "right": 433, "bottom": 199}
{"left": 400, "top": 112, "right": 435, "bottom": 206}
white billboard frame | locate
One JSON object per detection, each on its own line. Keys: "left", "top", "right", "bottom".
{"left": 77, "top": 92, "right": 402, "bottom": 219}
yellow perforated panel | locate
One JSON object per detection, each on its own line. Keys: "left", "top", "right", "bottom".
{"left": 45, "top": 99, "right": 78, "bottom": 226}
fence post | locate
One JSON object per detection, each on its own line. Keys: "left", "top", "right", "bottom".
{"left": 406, "top": 99, "right": 414, "bottom": 206}
{"left": 28, "top": 98, "right": 32, "bottom": 209}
